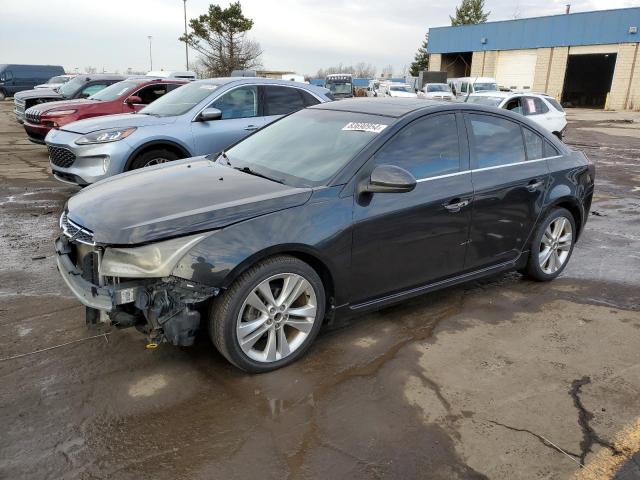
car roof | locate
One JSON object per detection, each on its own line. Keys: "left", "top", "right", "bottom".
{"left": 310, "top": 98, "right": 446, "bottom": 118}
{"left": 191, "top": 77, "right": 329, "bottom": 94}
{"left": 75, "top": 74, "right": 127, "bottom": 81}
{"left": 469, "top": 91, "right": 552, "bottom": 99}
{"left": 449, "top": 77, "right": 496, "bottom": 83}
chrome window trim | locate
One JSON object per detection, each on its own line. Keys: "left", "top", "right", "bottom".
{"left": 415, "top": 155, "right": 562, "bottom": 183}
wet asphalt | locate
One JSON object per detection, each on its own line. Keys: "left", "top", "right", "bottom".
{"left": 0, "top": 102, "right": 639, "bottom": 480}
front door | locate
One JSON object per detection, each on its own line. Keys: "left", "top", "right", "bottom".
{"left": 350, "top": 112, "right": 473, "bottom": 304}
{"left": 464, "top": 112, "right": 550, "bottom": 270}
{"left": 191, "top": 84, "right": 265, "bottom": 155}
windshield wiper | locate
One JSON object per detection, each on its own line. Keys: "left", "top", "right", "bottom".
{"left": 233, "top": 166, "right": 284, "bottom": 184}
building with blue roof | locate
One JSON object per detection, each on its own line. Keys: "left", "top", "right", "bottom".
{"left": 426, "top": 7, "right": 640, "bottom": 109}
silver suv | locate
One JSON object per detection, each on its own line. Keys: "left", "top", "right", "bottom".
{"left": 44, "top": 77, "right": 332, "bottom": 185}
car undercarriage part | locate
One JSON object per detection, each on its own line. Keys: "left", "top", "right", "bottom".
{"left": 121, "top": 278, "right": 220, "bottom": 347}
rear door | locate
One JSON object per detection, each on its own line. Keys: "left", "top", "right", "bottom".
{"left": 350, "top": 112, "right": 473, "bottom": 303}
{"left": 464, "top": 112, "right": 550, "bottom": 270}
{"left": 191, "top": 84, "right": 263, "bottom": 155}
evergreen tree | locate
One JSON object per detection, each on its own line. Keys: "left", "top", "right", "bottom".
{"left": 409, "top": 33, "right": 429, "bottom": 77}
{"left": 450, "top": 0, "right": 490, "bottom": 26}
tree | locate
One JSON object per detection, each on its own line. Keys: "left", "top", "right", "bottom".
{"left": 179, "top": 2, "right": 262, "bottom": 78}
{"left": 381, "top": 64, "right": 394, "bottom": 78}
{"left": 450, "top": 0, "right": 490, "bottom": 26}
{"left": 354, "top": 62, "right": 377, "bottom": 78}
{"left": 409, "top": 33, "right": 429, "bottom": 76}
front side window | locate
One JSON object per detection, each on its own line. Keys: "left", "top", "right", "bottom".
{"left": 523, "top": 128, "right": 543, "bottom": 160}
{"left": 467, "top": 114, "right": 526, "bottom": 168}
{"left": 0, "top": 71, "right": 12, "bottom": 82}
{"left": 224, "top": 109, "right": 391, "bottom": 187}
{"left": 504, "top": 97, "right": 523, "bottom": 114}
{"left": 373, "top": 114, "right": 460, "bottom": 179}
{"left": 134, "top": 84, "right": 169, "bottom": 104}
{"left": 211, "top": 85, "right": 258, "bottom": 120}
{"left": 264, "top": 86, "right": 305, "bottom": 115}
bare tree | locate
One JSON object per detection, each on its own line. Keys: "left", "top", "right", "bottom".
{"left": 381, "top": 64, "right": 394, "bottom": 78}
{"left": 179, "top": 2, "right": 262, "bottom": 78}
{"left": 354, "top": 62, "right": 377, "bottom": 78}
{"left": 84, "top": 66, "right": 97, "bottom": 74}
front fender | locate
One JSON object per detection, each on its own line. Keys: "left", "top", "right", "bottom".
{"left": 171, "top": 188, "right": 353, "bottom": 305}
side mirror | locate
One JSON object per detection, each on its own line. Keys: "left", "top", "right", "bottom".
{"left": 199, "top": 107, "right": 222, "bottom": 121}
{"left": 126, "top": 95, "right": 142, "bottom": 105}
{"left": 359, "top": 165, "right": 417, "bottom": 195}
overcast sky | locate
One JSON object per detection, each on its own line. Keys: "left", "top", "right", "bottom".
{"left": 1, "top": 0, "right": 637, "bottom": 76}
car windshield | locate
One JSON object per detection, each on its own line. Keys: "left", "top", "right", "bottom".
{"left": 139, "top": 82, "right": 215, "bottom": 116}
{"left": 427, "top": 84, "right": 449, "bottom": 92}
{"left": 474, "top": 82, "right": 498, "bottom": 92}
{"left": 58, "top": 76, "right": 87, "bottom": 97}
{"left": 390, "top": 86, "right": 411, "bottom": 92}
{"left": 223, "top": 109, "right": 391, "bottom": 187}
{"left": 89, "top": 81, "right": 137, "bottom": 101}
{"left": 48, "top": 76, "right": 69, "bottom": 84}
{"left": 327, "top": 82, "right": 352, "bottom": 95}
{"left": 466, "top": 96, "right": 504, "bottom": 106}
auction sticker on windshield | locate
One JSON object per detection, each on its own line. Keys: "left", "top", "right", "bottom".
{"left": 342, "top": 122, "right": 387, "bottom": 133}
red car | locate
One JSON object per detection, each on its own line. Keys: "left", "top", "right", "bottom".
{"left": 22, "top": 78, "right": 187, "bottom": 144}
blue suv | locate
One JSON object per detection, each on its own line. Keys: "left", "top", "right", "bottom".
{"left": 44, "top": 77, "right": 332, "bottom": 185}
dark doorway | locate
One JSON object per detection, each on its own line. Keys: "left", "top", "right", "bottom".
{"left": 562, "top": 53, "right": 617, "bottom": 108}
{"left": 441, "top": 52, "right": 472, "bottom": 78}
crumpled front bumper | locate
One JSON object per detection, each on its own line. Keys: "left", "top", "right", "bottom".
{"left": 54, "top": 236, "right": 142, "bottom": 311}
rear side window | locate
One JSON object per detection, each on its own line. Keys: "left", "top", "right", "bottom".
{"left": 544, "top": 141, "right": 560, "bottom": 158}
{"left": 81, "top": 84, "right": 108, "bottom": 97}
{"left": 523, "top": 128, "right": 543, "bottom": 160}
{"left": 467, "top": 114, "right": 526, "bottom": 168}
{"left": 264, "top": 86, "right": 305, "bottom": 115}
{"left": 546, "top": 97, "right": 564, "bottom": 112}
{"left": 373, "top": 113, "right": 460, "bottom": 178}
{"left": 299, "top": 89, "right": 320, "bottom": 107}
{"left": 524, "top": 97, "right": 549, "bottom": 115}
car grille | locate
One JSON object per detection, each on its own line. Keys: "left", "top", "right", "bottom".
{"left": 14, "top": 99, "right": 26, "bottom": 119}
{"left": 60, "top": 212, "right": 96, "bottom": 246}
{"left": 48, "top": 145, "right": 76, "bottom": 168}
{"left": 25, "top": 108, "right": 42, "bottom": 124}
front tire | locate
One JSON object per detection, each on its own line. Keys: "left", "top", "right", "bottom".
{"left": 129, "top": 149, "right": 180, "bottom": 170}
{"left": 523, "top": 207, "right": 576, "bottom": 281}
{"left": 210, "top": 256, "right": 326, "bottom": 373}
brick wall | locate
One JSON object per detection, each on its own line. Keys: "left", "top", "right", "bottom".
{"left": 428, "top": 54, "right": 442, "bottom": 72}
{"left": 609, "top": 43, "right": 639, "bottom": 110}
{"left": 545, "top": 47, "right": 569, "bottom": 101}
{"left": 532, "top": 48, "right": 552, "bottom": 92}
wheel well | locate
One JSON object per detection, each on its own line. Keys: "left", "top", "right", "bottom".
{"left": 554, "top": 200, "right": 582, "bottom": 239}
{"left": 126, "top": 142, "right": 190, "bottom": 171}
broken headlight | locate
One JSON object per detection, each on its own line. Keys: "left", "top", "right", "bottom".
{"left": 100, "top": 233, "right": 207, "bottom": 278}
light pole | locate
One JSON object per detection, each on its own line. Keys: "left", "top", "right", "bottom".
{"left": 183, "top": 0, "right": 189, "bottom": 70}
{"left": 147, "top": 35, "right": 153, "bottom": 71}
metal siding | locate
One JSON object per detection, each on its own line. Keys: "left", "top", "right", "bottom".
{"left": 428, "top": 8, "right": 640, "bottom": 53}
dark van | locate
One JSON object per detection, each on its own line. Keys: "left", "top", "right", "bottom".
{"left": 0, "top": 64, "right": 65, "bottom": 100}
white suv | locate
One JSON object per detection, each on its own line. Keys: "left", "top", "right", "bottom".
{"left": 466, "top": 92, "right": 567, "bottom": 139}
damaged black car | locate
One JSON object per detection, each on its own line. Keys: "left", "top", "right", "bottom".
{"left": 55, "top": 98, "right": 594, "bottom": 372}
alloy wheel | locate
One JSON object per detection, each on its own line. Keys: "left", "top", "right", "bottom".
{"left": 539, "top": 216, "right": 573, "bottom": 274}
{"left": 236, "top": 273, "right": 318, "bottom": 363}
{"left": 143, "top": 157, "right": 170, "bottom": 167}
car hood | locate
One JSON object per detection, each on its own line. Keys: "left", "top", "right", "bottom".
{"left": 389, "top": 92, "right": 417, "bottom": 98}
{"left": 15, "top": 88, "right": 64, "bottom": 101}
{"left": 60, "top": 113, "right": 176, "bottom": 134}
{"left": 27, "top": 98, "right": 97, "bottom": 113}
{"left": 66, "top": 158, "right": 312, "bottom": 245}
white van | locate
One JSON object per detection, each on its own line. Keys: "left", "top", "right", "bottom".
{"left": 146, "top": 71, "right": 197, "bottom": 81}
{"left": 448, "top": 77, "right": 498, "bottom": 97}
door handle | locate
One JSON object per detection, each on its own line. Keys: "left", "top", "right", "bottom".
{"left": 527, "top": 180, "right": 544, "bottom": 192}
{"left": 444, "top": 199, "right": 470, "bottom": 212}
{"left": 244, "top": 125, "right": 259, "bottom": 131}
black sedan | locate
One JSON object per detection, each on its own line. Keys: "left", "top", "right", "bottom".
{"left": 55, "top": 98, "right": 595, "bottom": 372}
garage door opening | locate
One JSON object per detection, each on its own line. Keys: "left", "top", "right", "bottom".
{"left": 441, "top": 52, "right": 472, "bottom": 78}
{"left": 562, "top": 53, "right": 617, "bottom": 108}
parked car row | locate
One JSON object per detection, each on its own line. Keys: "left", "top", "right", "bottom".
{"left": 53, "top": 97, "right": 595, "bottom": 372}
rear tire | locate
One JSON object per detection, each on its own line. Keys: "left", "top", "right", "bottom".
{"left": 129, "top": 149, "right": 180, "bottom": 170}
{"left": 523, "top": 207, "right": 576, "bottom": 282}
{"left": 210, "top": 255, "right": 325, "bottom": 373}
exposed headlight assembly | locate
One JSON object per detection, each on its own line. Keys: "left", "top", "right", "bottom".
{"left": 75, "top": 127, "right": 137, "bottom": 145}
{"left": 100, "top": 233, "right": 207, "bottom": 278}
